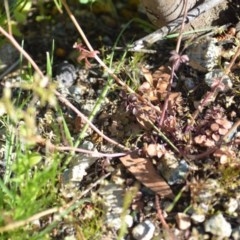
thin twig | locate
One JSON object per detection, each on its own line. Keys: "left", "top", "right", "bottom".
{"left": 60, "top": 0, "right": 162, "bottom": 115}
{"left": 0, "top": 26, "right": 128, "bottom": 151}
{"left": 4, "top": 0, "right": 12, "bottom": 36}
{"left": 155, "top": 195, "right": 175, "bottom": 240}
{"left": 159, "top": 0, "right": 189, "bottom": 126}
{"left": 0, "top": 207, "right": 59, "bottom": 232}
{"left": 175, "top": 0, "right": 189, "bottom": 54}
{"left": 0, "top": 172, "right": 111, "bottom": 233}
{"left": 0, "top": 26, "right": 44, "bottom": 78}
{"left": 133, "top": 0, "right": 224, "bottom": 49}
{"left": 150, "top": 119, "right": 180, "bottom": 153}
{"left": 55, "top": 91, "right": 129, "bottom": 151}
{"left": 189, "top": 45, "right": 240, "bottom": 124}
{"left": 50, "top": 143, "right": 127, "bottom": 158}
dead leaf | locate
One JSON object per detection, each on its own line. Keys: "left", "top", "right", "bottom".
{"left": 141, "top": 66, "right": 153, "bottom": 86}
{"left": 120, "top": 152, "right": 173, "bottom": 198}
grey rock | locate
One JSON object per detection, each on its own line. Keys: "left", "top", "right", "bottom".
{"left": 0, "top": 43, "right": 19, "bottom": 72}
{"left": 99, "top": 180, "right": 133, "bottom": 230}
{"left": 184, "top": 77, "right": 196, "bottom": 90}
{"left": 132, "top": 220, "right": 155, "bottom": 240}
{"left": 61, "top": 141, "right": 98, "bottom": 183}
{"left": 204, "top": 69, "right": 232, "bottom": 91}
{"left": 158, "top": 153, "right": 189, "bottom": 185}
{"left": 191, "top": 213, "right": 205, "bottom": 223}
{"left": 55, "top": 61, "right": 77, "bottom": 88}
{"left": 187, "top": 38, "right": 221, "bottom": 72}
{"left": 204, "top": 213, "right": 232, "bottom": 238}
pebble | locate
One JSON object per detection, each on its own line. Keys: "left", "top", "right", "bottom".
{"left": 204, "top": 213, "right": 232, "bottom": 238}
{"left": 158, "top": 153, "right": 189, "bottom": 185}
{"left": 191, "top": 213, "right": 205, "bottom": 223}
{"left": 197, "top": 179, "right": 220, "bottom": 204}
{"left": 132, "top": 220, "right": 155, "bottom": 240}
{"left": 187, "top": 38, "right": 221, "bottom": 72}
{"left": 61, "top": 141, "right": 98, "bottom": 183}
{"left": 55, "top": 61, "right": 77, "bottom": 88}
{"left": 176, "top": 213, "right": 191, "bottom": 230}
{"left": 99, "top": 180, "right": 133, "bottom": 231}
{"left": 232, "top": 226, "right": 240, "bottom": 240}
{"left": 204, "top": 69, "right": 232, "bottom": 91}
{"left": 224, "top": 198, "right": 238, "bottom": 214}
{"left": 183, "top": 77, "right": 196, "bottom": 90}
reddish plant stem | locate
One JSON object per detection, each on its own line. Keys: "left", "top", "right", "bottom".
{"left": 54, "top": 145, "right": 127, "bottom": 158}
{"left": 159, "top": 0, "right": 189, "bottom": 127}
{"left": 0, "top": 26, "right": 128, "bottom": 151}
{"left": 55, "top": 91, "right": 129, "bottom": 151}
{"left": 155, "top": 195, "right": 175, "bottom": 240}
{"left": 189, "top": 45, "right": 240, "bottom": 126}
{"left": 61, "top": 0, "right": 162, "bottom": 115}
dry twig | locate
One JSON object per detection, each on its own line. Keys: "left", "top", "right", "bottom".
{"left": 133, "top": 0, "right": 224, "bottom": 49}
{"left": 159, "top": 0, "right": 189, "bottom": 126}
{"left": 0, "top": 26, "right": 128, "bottom": 151}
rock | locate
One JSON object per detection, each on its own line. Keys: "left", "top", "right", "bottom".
{"left": 55, "top": 61, "right": 77, "bottom": 88}
{"left": 183, "top": 77, "right": 196, "bottom": 90}
{"left": 204, "top": 69, "right": 233, "bottom": 91}
{"left": 191, "top": 213, "right": 205, "bottom": 223}
{"left": 197, "top": 179, "right": 221, "bottom": 204}
{"left": 224, "top": 198, "right": 238, "bottom": 214}
{"left": 158, "top": 153, "right": 189, "bottom": 185}
{"left": 186, "top": 38, "right": 221, "bottom": 73}
{"left": 204, "top": 213, "right": 232, "bottom": 238}
{"left": 64, "top": 236, "right": 76, "bottom": 240}
{"left": 176, "top": 213, "right": 191, "bottom": 230}
{"left": 232, "top": 226, "right": 240, "bottom": 240}
{"left": 61, "top": 141, "right": 98, "bottom": 183}
{"left": 99, "top": 179, "right": 131, "bottom": 231}
{"left": 132, "top": 220, "right": 155, "bottom": 240}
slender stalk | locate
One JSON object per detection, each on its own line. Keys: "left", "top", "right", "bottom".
{"left": 159, "top": 0, "right": 189, "bottom": 127}
{"left": 0, "top": 26, "right": 127, "bottom": 151}
{"left": 60, "top": 0, "right": 162, "bottom": 115}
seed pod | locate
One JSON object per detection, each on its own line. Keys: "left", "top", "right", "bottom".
{"left": 141, "top": 0, "right": 200, "bottom": 27}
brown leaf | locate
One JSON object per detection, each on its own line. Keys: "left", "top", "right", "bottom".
{"left": 141, "top": 66, "right": 153, "bottom": 86}
{"left": 120, "top": 152, "right": 173, "bottom": 198}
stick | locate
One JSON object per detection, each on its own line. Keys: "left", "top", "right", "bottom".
{"left": 133, "top": 0, "right": 224, "bottom": 49}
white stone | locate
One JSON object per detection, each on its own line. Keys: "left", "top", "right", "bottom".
{"left": 232, "top": 226, "right": 240, "bottom": 240}
{"left": 124, "top": 214, "right": 134, "bottom": 228}
{"left": 158, "top": 154, "right": 189, "bottom": 185}
{"left": 191, "top": 213, "right": 205, "bottom": 223}
{"left": 204, "top": 213, "right": 232, "bottom": 237}
{"left": 224, "top": 198, "right": 238, "bottom": 214}
{"left": 176, "top": 213, "right": 191, "bottom": 230}
{"left": 132, "top": 220, "right": 155, "bottom": 240}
